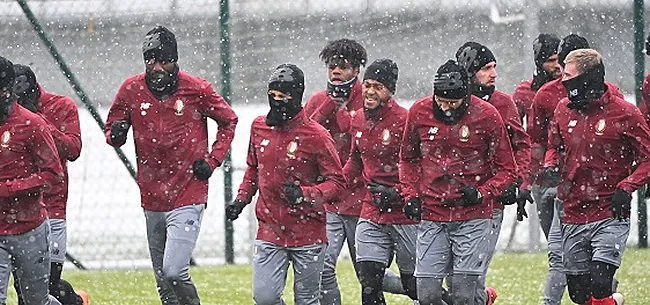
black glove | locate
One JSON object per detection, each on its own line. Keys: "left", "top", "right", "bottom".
{"left": 403, "top": 197, "right": 422, "bottom": 221}
{"left": 110, "top": 120, "right": 129, "bottom": 145}
{"left": 458, "top": 185, "right": 482, "bottom": 207}
{"left": 18, "top": 99, "right": 38, "bottom": 113}
{"left": 367, "top": 182, "right": 403, "bottom": 211}
{"left": 192, "top": 159, "right": 213, "bottom": 180}
{"left": 225, "top": 200, "right": 246, "bottom": 221}
{"left": 497, "top": 184, "right": 519, "bottom": 205}
{"left": 283, "top": 182, "right": 304, "bottom": 206}
{"left": 544, "top": 166, "right": 562, "bottom": 187}
{"left": 610, "top": 188, "right": 632, "bottom": 221}
{"left": 516, "top": 188, "right": 533, "bottom": 221}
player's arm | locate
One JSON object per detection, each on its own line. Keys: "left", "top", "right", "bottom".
{"left": 235, "top": 127, "right": 260, "bottom": 205}
{"left": 481, "top": 112, "right": 517, "bottom": 199}
{"left": 199, "top": 81, "right": 239, "bottom": 169}
{"left": 44, "top": 99, "right": 82, "bottom": 161}
{"left": 342, "top": 134, "right": 363, "bottom": 186}
{"left": 503, "top": 96, "right": 532, "bottom": 184}
{"left": 543, "top": 114, "right": 563, "bottom": 170}
{"left": 309, "top": 130, "right": 346, "bottom": 205}
{"left": 398, "top": 108, "right": 423, "bottom": 200}
{"left": 617, "top": 108, "right": 650, "bottom": 193}
{"left": 105, "top": 83, "right": 132, "bottom": 147}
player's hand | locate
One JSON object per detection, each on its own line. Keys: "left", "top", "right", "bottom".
{"left": 458, "top": 185, "right": 482, "bottom": 207}
{"left": 543, "top": 166, "right": 562, "bottom": 187}
{"left": 225, "top": 200, "right": 246, "bottom": 221}
{"left": 110, "top": 120, "right": 129, "bottom": 145}
{"left": 403, "top": 197, "right": 422, "bottom": 221}
{"left": 610, "top": 188, "right": 631, "bottom": 221}
{"left": 497, "top": 184, "right": 519, "bottom": 205}
{"left": 516, "top": 188, "right": 533, "bottom": 221}
{"left": 367, "top": 182, "right": 402, "bottom": 211}
{"left": 192, "top": 159, "right": 213, "bottom": 180}
{"left": 283, "top": 182, "right": 304, "bottom": 206}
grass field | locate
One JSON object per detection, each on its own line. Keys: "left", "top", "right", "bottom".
{"left": 9, "top": 248, "right": 649, "bottom": 305}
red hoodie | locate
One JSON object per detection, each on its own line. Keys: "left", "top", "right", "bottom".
{"left": 38, "top": 87, "right": 82, "bottom": 219}
{"left": 486, "top": 90, "right": 532, "bottom": 198}
{"left": 399, "top": 95, "right": 517, "bottom": 222}
{"left": 343, "top": 99, "right": 417, "bottom": 225}
{"left": 640, "top": 72, "right": 650, "bottom": 125}
{"left": 304, "top": 79, "right": 364, "bottom": 216}
{"left": 529, "top": 78, "right": 623, "bottom": 186}
{"left": 235, "top": 111, "right": 345, "bottom": 247}
{"left": 0, "top": 103, "right": 63, "bottom": 235}
{"left": 545, "top": 84, "right": 650, "bottom": 224}
{"left": 512, "top": 78, "right": 535, "bottom": 120}
{"left": 106, "top": 71, "right": 238, "bottom": 212}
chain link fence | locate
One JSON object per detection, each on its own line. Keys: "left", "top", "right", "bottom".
{"left": 1, "top": 0, "right": 649, "bottom": 269}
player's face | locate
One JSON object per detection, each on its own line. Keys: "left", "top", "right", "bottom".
{"left": 542, "top": 54, "right": 562, "bottom": 79}
{"left": 145, "top": 59, "right": 175, "bottom": 74}
{"left": 268, "top": 89, "right": 293, "bottom": 102}
{"left": 362, "top": 79, "right": 390, "bottom": 110}
{"left": 475, "top": 61, "right": 497, "bottom": 87}
{"left": 435, "top": 96, "right": 464, "bottom": 111}
{"left": 327, "top": 59, "right": 359, "bottom": 83}
{"left": 562, "top": 62, "right": 580, "bottom": 81}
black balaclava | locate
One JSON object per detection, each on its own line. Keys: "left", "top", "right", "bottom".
{"left": 143, "top": 26, "right": 180, "bottom": 99}
{"left": 12, "top": 64, "right": 40, "bottom": 113}
{"left": 562, "top": 59, "right": 606, "bottom": 111}
{"left": 433, "top": 60, "right": 470, "bottom": 125}
{"left": 266, "top": 64, "right": 305, "bottom": 127}
{"left": 0, "top": 57, "right": 16, "bottom": 124}
{"left": 531, "top": 34, "right": 561, "bottom": 91}
{"left": 557, "top": 34, "right": 590, "bottom": 68}
{"left": 362, "top": 59, "right": 398, "bottom": 118}
{"left": 455, "top": 42, "right": 496, "bottom": 101}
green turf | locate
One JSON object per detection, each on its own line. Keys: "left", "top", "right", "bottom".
{"left": 7, "top": 248, "right": 649, "bottom": 305}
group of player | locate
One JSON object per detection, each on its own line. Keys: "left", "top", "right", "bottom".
{"left": 0, "top": 24, "right": 648, "bottom": 305}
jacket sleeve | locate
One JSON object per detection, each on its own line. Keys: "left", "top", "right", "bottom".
{"left": 42, "top": 98, "right": 82, "bottom": 161}
{"left": 642, "top": 75, "right": 650, "bottom": 125}
{"left": 503, "top": 97, "right": 532, "bottom": 184}
{"left": 199, "top": 81, "right": 239, "bottom": 169}
{"left": 307, "top": 130, "right": 346, "bottom": 204}
{"left": 335, "top": 108, "right": 353, "bottom": 133}
{"left": 526, "top": 90, "right": 551, "bottom": 186}
{"left": 478, "top": 112, "right": 517, "bottom": 198}
{"left": 235, "top": 125, "right": 259, "bottom": 205}
{"left": 543, "top": 113, "right": 563, "bottom": 169}
{"left": 105, "top": 83, "right": 132, "bottom": 147}
{"left": 617, "top": 107, "right": 650, "bottom": 193}
{"left": 398, "top": 108, "right": 423, "bottom": 200}
{"left": 0, "top": 119, "right": 63, "bottom": 197}
{"left": 342, "top": 137, "right": 363, "bottom": 187}
{"left": 308, "top": 97, "right": 338, "bottom": 126}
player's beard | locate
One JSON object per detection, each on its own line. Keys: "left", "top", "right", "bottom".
{"left": 432, "top": 97, "right": 469, "bottom": 125}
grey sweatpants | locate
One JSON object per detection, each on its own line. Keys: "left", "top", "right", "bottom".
{"left": 145, "top": 204, "right": 204, "bottom": 305}
{"left": 475, "top": 208, "right": 504, "bottom": 305}
{"left": 252, "top": 240, "right": 326, "bottom": 305}
{"left": 532, "top": 185, "right": 566, "bottom": 305}
{"left": 0, "top": 222, "right": 61, "bottom": 305}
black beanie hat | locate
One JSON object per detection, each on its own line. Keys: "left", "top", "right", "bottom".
{"left": 557, "top": 34, "right": 589, "bottom": 67}
{"left": 268, "top": 64, "right": 305, "bottom": 101}
{"left": 143, "top": 26, "right": 178, "bottom": 63}
{"left": 455, "top": 42, "right": 496, "bottom": 76}
{"left": 363, "top": 59, "right": 398, "bottom": 94}
{"left": 434, "top": 60, "right": 469, "bottom": 100}
{"left": 0, "top": 57, "right": 15, "bottom": 93}
{"left": 533, "top": 34, "right": 561, "bottom": 68}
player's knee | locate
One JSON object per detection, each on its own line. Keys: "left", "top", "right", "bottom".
{"left": 452, "top": 288, "right": 474, "bottom": 305}
{"left": 253, "top": 287, "right": 282, "bottom": 305}
{"left": 567, "top": 274, "right": 591, "bottom": 304}
{"left": 417, "top": 278, "right": 443, "bottom": 305}
{"left": 161, "top": 265, "right": 189, "bottom": 284}
{"left": 358, "top": 261, "right": 384, "bottom": 290}
{"left": 591, "top": 261, "right": 617, "bottom": 299}
{"left": 400, "top": 272, "right": 417, "bottom": 300}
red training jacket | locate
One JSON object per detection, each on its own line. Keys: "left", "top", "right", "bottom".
{"left": 343, "top": 98, "right": 417, "bottom": 225}
{"left": 38, "top": 86, "right": 82, "bottom": 219}
{"left": 304, "top": 79, "right": 364, "bottom": 216}
{"left": 399, "top": 95, "right": 517, "bottom": 222}
{"left": 545, "top": 84, "right": 650, "bottom": 224}
{"left": 0, "top": 103, "right": 63, "bottom": 235}
{"left": 512, "top": 78, "right": 535, "bottom": 121}
{"left": 235, "top": 111, "right": 346, "bottom": 247}
{"left": 106, "top": 71, "right": 238, "bottom": 212}
{"left": 639, "top": 72, "right": 650, "bottom": 125}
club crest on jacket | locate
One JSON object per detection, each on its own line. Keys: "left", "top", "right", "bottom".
{"left": 0, "top": 131, "right": 9, "bottom": 148}
{"left": 459, "top": 125, "right": 470, "bottom": 142}
{"left": 381, "top": 129, "right": 391, "bottom": 145}
{"left": 174, "top": 99, "right": 184, "bottom": 116}
{"left": 595, "top": 119, "right": 606, "bottom": 136}
{"left": 286, "top": 140, "right": 298, "bottom": 159}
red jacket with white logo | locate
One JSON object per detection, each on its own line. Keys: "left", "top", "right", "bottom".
{"left": 545, "top": 84, "right": 650, "bottom": 224}
{"left": 343, "top": 99, "right": 417, "bottom": 225}
{"left": 0, "top": 103, "right": 63, "bottom": 235}
{"left": 399, "top": 95, "right": 517, "bottom": 222}
{"left": 106, "top": 71, "right": 238, "bottom": 212}
{"left": 304, "top": 79, "right": 364, "bottom": 216}
{"left": 486, "top": 90, "right": 532, "bottom": 200}
{"left": 639, "top": 72, "right": 650, "bottom": 125}
{"left": 235, "top": 111, "right": 345, "bottom": 247}
{"left": 529, "top": 78, "right": 623, "bottom": 186}
{"left": 38, "top": 87, "right": 82, "bottom": 219}
{"left": 512, "top": 78, "right": 535, "bottom": 121}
